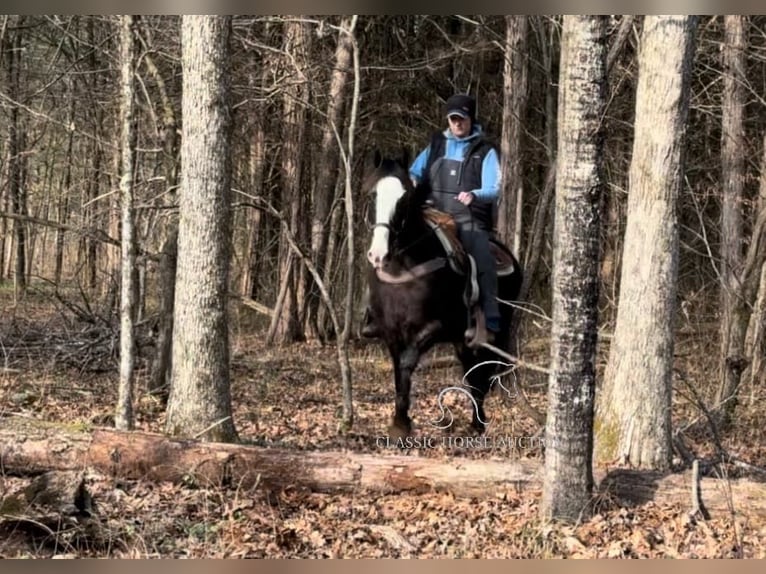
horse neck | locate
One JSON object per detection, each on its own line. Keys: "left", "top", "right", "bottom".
{"left": 390, "top": 198, "right": 440, "bottom": 265}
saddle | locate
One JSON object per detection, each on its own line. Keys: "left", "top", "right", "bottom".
{"left": 423, "top": 207, "right": 517, "bottom": 283}
{"left": 423, "top": 207, "right": 518, "bottom": 347}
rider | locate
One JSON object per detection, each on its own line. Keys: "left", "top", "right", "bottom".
{"left": 409, "top": 93, "right": 501, "bottom": 342}
{"left": 360, "top": 93, "right": 501, "bottom": 342}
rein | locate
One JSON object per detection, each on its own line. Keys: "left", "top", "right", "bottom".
{"left": 369, "top": 173, "right": 445, "bottom": 285}
{"left": 375, "top": 257, "right": 447, "bottom": 284}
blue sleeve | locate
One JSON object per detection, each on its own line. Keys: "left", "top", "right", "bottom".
{"left": 409, "top": 147, "right": 430, "bottom": 183}
{"left": 471, "top": 148, "right": 500, "bottom": 201}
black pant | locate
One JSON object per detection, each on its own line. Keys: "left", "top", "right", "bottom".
{"left": 457, "top": 224, "right": 499, "bottom": 324}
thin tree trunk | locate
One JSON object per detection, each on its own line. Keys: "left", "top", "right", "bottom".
{"left": 240, "top": 114, "right": 265, "bottom": 299}
{"left": 498, "top": 15, "right": 528, "bottom": 256}
{"left": 307, "top": 15, "right": 355, "bottom": 340}
{"left": 142, "top": 41, "right": 180, "bottom": 402}
{"left": 540, "top": 15, "right": 606, "bottom": 523}
{"left": 716, "top": 15, "right": 748, "bottom": 428}
{"left": 54, "top": 90, "right": 76, "bottom": 285}
{"left": 6, "top": 16, "right": 26, "bottom": 298}
{"left": 742, "top": 129, "right": 766, "bottom": 401}
{"left": 338, "top": 16, "right": 360, "bottom": 429}
{"left": 149, "top": 229, "right": 177, "bottom": 401}
{"left": 606, "top": 15, "right": 635, "bottom": 74}
{"left": 519, "top": 16, "right": 558, "bottom": 306}
{"left": 115, "top": 15, "right": 139, "bottom": 432}
{"left": 595, "top": 16, "right": 698, "bottom": 470}
{"left": 268, "top": 18, "right": 311, "bottom": 344}
{"left": 84, "top": 17, "right": 103, "bottom": 292}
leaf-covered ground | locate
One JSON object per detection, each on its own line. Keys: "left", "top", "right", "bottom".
{"left": 2, "top": 294, "right": 766, "bottom": 558}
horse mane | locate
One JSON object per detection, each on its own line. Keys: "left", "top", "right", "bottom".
{"left": 389, "top": 174, "right": 431, "bottom": 236}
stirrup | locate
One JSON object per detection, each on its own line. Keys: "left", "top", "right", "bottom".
{"left": 464, "top": 310, "right": 489, "bottom": 348}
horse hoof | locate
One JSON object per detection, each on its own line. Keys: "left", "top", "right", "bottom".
{"left": 388, "top": 418, "right": 412, "bottom": 439}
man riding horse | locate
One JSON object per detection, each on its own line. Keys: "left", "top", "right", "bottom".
{"left": 363, "top": 93, "right": 501, "bottom": 344}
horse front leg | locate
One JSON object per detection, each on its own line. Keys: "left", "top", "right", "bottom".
{"left": 388, "top": 344, "right": 422, "bottom": 439}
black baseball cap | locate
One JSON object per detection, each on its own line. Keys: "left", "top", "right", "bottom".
{"left": 445, "top": 94, "right": 476, "bottom": 121}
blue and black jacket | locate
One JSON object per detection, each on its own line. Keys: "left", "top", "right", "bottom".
{"left": 409, "top": 124, "right": 500, "bottom": 231}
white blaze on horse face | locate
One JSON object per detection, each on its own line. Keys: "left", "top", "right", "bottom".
{"left": 367, "top": 176, "right": 406, "bottom": 268}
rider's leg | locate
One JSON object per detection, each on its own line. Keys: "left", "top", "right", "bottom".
{"left": 458, "top": 225, "right": 500, "bottom": 337}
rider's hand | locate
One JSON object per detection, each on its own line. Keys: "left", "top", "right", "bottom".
{"left": 456, "top": 191, "right": 475, "bottom": 206}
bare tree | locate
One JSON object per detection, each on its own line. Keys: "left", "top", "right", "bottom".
{"left": 541, "top": 14, "right": 606, "bottom": 523}
{"left": 4, "top": 16, "right": 27, "bottom": 298}
{"left": 115, "top": 15, "right": 139, "bottom": 431}
{"left": 266, "top": 17, "right": 312, "bottom": 345}
{"left": 595, "top": 16, "right": 697, "bottom": 470}
{"left": 307, "top": 16, "right": 356, "bottom": 340}
{"left": 715, "top": 15, "right": 748, "bottom": 427}
{"left": 498, "top": 15, "right": 528, "bottom": 256}
{"left": 141, "top": 25, "right": 181, "bottom": 401}
{"left": 165, "top": 15, "right": 237, "bottom": 442}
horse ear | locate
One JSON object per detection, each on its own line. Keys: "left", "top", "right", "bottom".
{"left": 373, "top": 149, "right": 382, "bottom": 168}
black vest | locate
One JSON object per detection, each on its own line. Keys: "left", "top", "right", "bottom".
{"left": 424, "top": 132, "right": 496, "bottom": 230}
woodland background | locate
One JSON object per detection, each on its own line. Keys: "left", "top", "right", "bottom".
{"left": 1, "top": 15, "right": 766, "bottom": 558}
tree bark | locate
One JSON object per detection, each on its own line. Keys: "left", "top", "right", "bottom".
{"left": 595, "top": 16, "right": 697, "bottom": 470}
{"left": 5, "top": 16, "right": 26, "bottom": 298}
{"left": 306, "top": 16, "right": 355, "bottom": 340}
{"left": 541, "top": 15, "right": 606, "bottom": 523}
{"left": 2, "top": 415, "right": 766, "bottom": 517}
{"left": 54, "top": 88, "right": 75, "bottom": 286}
{"left": 716, "top": 15, "right": 748, "bottom": 428}
{"left": 267, "top": 18, "right": 311, "bottom": 344}
{"left": 498, "top": 15, "right": 528, "bottom": 256}
{"left": 115, "top": 15, "right": 139, "bottom": 432}
{"left": 141, "top": 37, "right": 180, "bottom": 403}
{"left": 165, "top": 15, "right": 237, "bottom": 443}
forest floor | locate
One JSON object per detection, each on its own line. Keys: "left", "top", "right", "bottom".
{"left": 2, "top": 286, "right": 766, "bottom": 558}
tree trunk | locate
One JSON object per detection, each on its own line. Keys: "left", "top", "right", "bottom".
{"left": 716, "top": 15, "right": 748, "bottom": 428}
{"left": 240, "top": 111, "right": 266, "bottom": 299}
{"left": 148, "top": 229, "right": 177, "bottom": 400}
{"left": 3, "top": 415, "right": 766, "bottom": 516}
{"left": 498, "top": 15, "right": 528, "bottom": 256}
{"left": 165, "top": 15, "right": 237, "bottom": 443}
{"left": 519, "top": 16, "right": 558, "bottom": 307}
{"left": 54, "top": 91, "right": 76, "bottom": 286}
{"left": 595, "top": 16, "right": 698, "bottom": 470}
{"left": 338, "top": 17, "right": 360, "bottom": 429}
{"left": 540, "top": 15, "right": 606, "bottom": 523}
{"left": 5, "top": 16, "right": 26, "bottom": 298}
{"left": 84, "top": 17, "right": 103, "bottom": 291}
{"left": 142, "top": 38, "right": 180, "bottom": 403}
{"left": 306, "top": 16, "right": 355, "bottom": 340}
{"left": 115, "top": 15, "right": 139, "bottom": 432}
{"left": 268, "top": 18, "right": 311, "bottom": 344}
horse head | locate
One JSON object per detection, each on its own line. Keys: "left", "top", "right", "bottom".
{"left": 365, "top": 152, "right": 412, "bottom": 269}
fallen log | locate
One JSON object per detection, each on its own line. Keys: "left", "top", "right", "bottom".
{"left": 2, "top": 415, "right": 766, "bottom": 518}
{"left": 0, "top": 415, "right": 539, "bottom": 497}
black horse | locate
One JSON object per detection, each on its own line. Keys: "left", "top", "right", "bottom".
{"left": 364, "top": 153, "right": 523, "bottom": 437}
